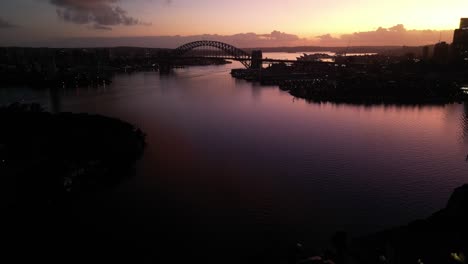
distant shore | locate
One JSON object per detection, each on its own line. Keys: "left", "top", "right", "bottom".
{"left": 232, "top": 57, "right": 468, "bottom": 105}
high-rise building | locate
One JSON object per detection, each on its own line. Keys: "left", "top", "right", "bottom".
{"left": 453, "top": 18, "right": 468, "bottom": 61}
{"left": 422, "top": 46, "right": 430, "bottom": 60}
{"left": 433, "top": 42, "right": 450, "bottom": 64}
{"left": 460, "top": 18, "right": 468, "bottom": 29}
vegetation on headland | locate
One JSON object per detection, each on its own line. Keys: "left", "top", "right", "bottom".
{"left": 0, "top": 103, "right": 146, "bottom": 207}
{"left": 293, "top": 184, "right": 468, "bottom": 264}
{"left": 350, "top": 184, "right": 468, "bottom": 264}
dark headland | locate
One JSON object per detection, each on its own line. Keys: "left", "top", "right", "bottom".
{"left": 291, "top": 185, "right": 468, "bottom": 264}
{"left": 1, "top": 103, "right": 146, "bottom": 205}
{"left": 1, "top": 103, "right": 147, "bottom": 263}
{"left": 350, "top": 184, "right": 468, "bottom": 264}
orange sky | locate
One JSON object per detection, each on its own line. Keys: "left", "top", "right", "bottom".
{"left": 0, "top": 0, "right": 466, "bottom": 47}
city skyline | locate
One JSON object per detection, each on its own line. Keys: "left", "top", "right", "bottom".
{"left": 0, "top": 0, "right": 466, "bottom": 47}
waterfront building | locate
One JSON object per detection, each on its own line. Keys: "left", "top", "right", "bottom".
{"left": 422, "top": 46, "right": 430, "bottom": 61}
{"left": 433, "top": 41, "right": 449, "bottom": 64}
{"left": 453, "top": 18, "right": 468, "bottom": 62}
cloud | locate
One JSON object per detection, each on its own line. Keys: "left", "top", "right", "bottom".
{"left": 260, "top": 30, "right": 300, "bottom": 41}
{"left": 24, "top": 26, "right": 456, "bottom": 48}
{"left": 49, "top": 0, "right": 150, "bottom": 30}
{"left": 91, "top": 24, "right": 112, "bottom": 31}
{"left": 316, "top": 25, "right": 454, "bottom": 46}
{"left": 0, "top": 17, "right": 16, "bottom": 28}
{"left": 211, "top": 31, "right": 307, "bottom": 47}
{"left": 51, "top": 30, "right": 312, "bottom": 48}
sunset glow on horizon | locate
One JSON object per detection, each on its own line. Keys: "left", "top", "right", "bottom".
{"left": 0, "top": 0, "right": 467, "bottom": 47}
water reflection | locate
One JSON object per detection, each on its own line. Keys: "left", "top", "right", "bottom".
{"left": 2, "top": 55, "right": 468, "bottom": 262}
{"left": 462, "top": 103, "right": 468, "bottom": 143}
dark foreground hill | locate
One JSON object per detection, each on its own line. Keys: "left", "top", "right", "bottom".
{"left": 0, "top": 103, "right": 146, "bottom": 206}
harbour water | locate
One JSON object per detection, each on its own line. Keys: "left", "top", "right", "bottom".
{"left": 3, "top": 53, "right": 468, "bottom": 262}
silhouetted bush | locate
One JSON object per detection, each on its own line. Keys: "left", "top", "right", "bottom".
{"left": 351, "top": 185, "right": 468, "bottom": 264}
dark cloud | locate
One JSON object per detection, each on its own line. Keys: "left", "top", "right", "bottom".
{"left": 91, "top": 24, "right": 113, "bottom": 31}
{"left": 0, "top": 17, "right": 16, "bottom": 28}
{"left": 49, "top": 0, "right": 150, "bottom": 30}
{"left": 316, "top": 25, "right": 454, "bottom": 46}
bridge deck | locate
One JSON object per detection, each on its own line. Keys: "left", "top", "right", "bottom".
{"left": 175, "top": 56, "right": 332, "bottom": 64}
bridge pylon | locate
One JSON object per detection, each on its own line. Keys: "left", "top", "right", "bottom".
{"left": 251, "top": 50, "right": 263, "bottom": 69}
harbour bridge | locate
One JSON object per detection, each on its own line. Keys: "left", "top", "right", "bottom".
{"left": 159, "top": 40, "right": 301, "bottom": 71}
{"left": 172, "top": 40, "right": 256, "bottom": 68}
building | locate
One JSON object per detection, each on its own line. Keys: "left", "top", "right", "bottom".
{"left": 422, "top": 46, "right": 430, "bottom": 61}
{"left": 460, "top": 18, "right": 468, "bottom": 29}
{"left": 453, "top": 18, "right": 468, "bottom": 61}
{"left": 433, "top": 42, "right": 450, "bottom": 64}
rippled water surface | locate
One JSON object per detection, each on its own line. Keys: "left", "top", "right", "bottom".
{"left": 4, "top": 54, "right": 468, "bottom": 262}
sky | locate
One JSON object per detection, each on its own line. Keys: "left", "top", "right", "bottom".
{"left": 0, "top": 0, "right": 466, "bottom": 47}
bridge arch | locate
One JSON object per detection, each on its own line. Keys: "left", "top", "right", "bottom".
{"left": 172, "top": 40, "right": 252, "bottom": 68}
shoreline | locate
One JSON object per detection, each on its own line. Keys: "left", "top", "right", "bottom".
{"left": 231, "top": 58, "right": 468, "bottom": 106}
